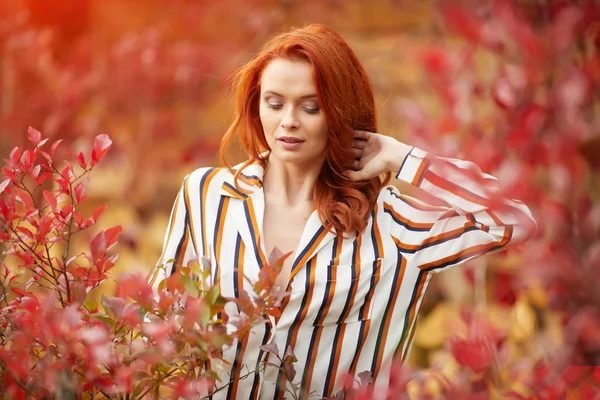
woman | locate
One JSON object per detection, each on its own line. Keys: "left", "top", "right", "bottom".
{"left": 148, "top": 24, "right": 536, "bottom": 399}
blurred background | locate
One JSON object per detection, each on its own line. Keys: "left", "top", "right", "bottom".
{"left": 1, "top": 0, "right": 599, "bottom": 390}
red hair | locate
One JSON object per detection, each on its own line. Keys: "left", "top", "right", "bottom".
{"left": 220, "top": 24, "right": 390, "bottom": 234}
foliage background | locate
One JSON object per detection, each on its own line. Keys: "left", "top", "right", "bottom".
{"left": 1, "top": 0, "right": 599, "bottom": 395}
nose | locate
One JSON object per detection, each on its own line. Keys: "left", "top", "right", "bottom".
{"left": 281, "top": 107, "right": 299, "bottom": 131}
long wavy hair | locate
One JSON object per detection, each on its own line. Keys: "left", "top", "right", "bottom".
{"left": 219, "top": 24, "right": 391, "bottom": 234}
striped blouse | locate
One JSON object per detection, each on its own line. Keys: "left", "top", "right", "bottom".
{"left": 148, "top": 146, "right": 536, "bottom": 399}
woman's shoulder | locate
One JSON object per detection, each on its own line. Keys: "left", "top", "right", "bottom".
{"left": 178, "top": 166, "right": 232, "bottom": 198}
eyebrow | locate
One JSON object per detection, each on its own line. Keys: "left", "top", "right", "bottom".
{"left": 263, "top": 90, "right": 318, "bottom": 99}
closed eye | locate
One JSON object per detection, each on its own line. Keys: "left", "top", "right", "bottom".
{"left": 266, "top": 102, "right": 320, "bottom": 114}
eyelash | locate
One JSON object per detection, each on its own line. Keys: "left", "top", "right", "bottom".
{"left": 267, "top": 104, "right": 320, "bottom": 114}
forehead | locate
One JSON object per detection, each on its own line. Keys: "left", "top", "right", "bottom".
{"left": 260, "top": 58, "right": 316, "bottom": 95}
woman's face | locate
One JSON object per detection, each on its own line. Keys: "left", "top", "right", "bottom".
{"left": 259, "top": 58, "right": 329, "bottom": 168}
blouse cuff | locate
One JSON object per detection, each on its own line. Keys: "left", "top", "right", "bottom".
{"left": 395, "top": 146, "right": 430, "bottom": 187}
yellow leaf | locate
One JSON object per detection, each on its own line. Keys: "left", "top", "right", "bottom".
{"left": 510, "top": 297, "right": 536, "bottom": 342}
{"left": 414, "top": 302, "right": 459, "bottom": 349}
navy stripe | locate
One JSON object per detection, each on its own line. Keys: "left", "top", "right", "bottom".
{"left": 383, "top": 207, "right": 433, "bottom": 232}
{"left": 370, "top": 254, "right": 403, "bottom": 376}
{"left": 395, "top": 146, "right": 414, "bottom": 179}
{"left": 395, "top": 270, "right": 426, "bottom": 357}
{"left": 233, "top": 233, "right": 241, "bottom": 299}
{"left": 423, "top": 230, "right": 512, "bottom": 272}
{"left": 249, "top": 323, "right": 271, "bottom": 399}
{"left": 275, "top": 260, "right": 313, "bottom": 399}
{"left": 223, "top": 181, "right": 248, "bottom": 199}
{"left": 301, "top": 326, "right": 322, "bottom": 393}
{"left": 357, "top": 210, "right": 379, "bottom": 320}
{"left": 336, "top": 237, "right": 358, "bottom": 324}
{"left": 240, "top": 172, "right": 263, "bottom": 187}
{"left": 396, "top": 225, "right": 481, "bottom": 254}
{"left": 212, "top": 196, "right": 226, "bottom": 285}
{"left": 386, "top": 187, "right": 446, "bottom": 212}
{"left": 198, "top": 168, "right": 216, "bottom": 256}
{"left": 171, "top": 226, "right": 188, "bottom": 275}
{"left": 290, "top": 225, "right": 325, "bottom": 273}
{"left": 226, "top": 338, "right": 244, "bottom": 399}
{"left": 243, "top": 199, "right": 264, "bottom": 268}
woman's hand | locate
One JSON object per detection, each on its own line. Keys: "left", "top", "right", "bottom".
{"left": 344, "top": 130, "right": 412, "bottom": 181}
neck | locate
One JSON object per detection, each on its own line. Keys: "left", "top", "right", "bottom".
{"left": 262, "top": 155, "right": 324, "bottom": 207}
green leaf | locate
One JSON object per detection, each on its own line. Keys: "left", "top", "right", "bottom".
{"left": 91, "top": 313, "right": 115, "bottom": 328}
{"left": 100, "top": 294, "right": 113, "bottom": 318}
{"left": 207, "top": 285, "right": 220, "bottom": 305}
{"left": 181, "top": 275, "right": 199, "bottom": 297}
{"left": 204, "top": 369, "right": 221, "bottom": 382}
{"left": 84, "top": 300, "right": 98, "bottom": 312}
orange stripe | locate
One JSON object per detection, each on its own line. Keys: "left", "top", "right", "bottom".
{"left": 279, "top": 227, "right": 331, "bottom": 315}
{"left": 372, "top": 256, "right": 407, "bottom": 377}
{"left": 425, "top": 170, "right": 491, "bottom": 207}
{"left": 349, "top": 214, "right": 382, "bottom": 374}
{"left": 289, "top": 227, "right": 331, "bottom": 280}
{"left": 303, "top": 239, "right": 342, "bottom": 396}
{"left": 411, "top": 155, "right": 431, "bottom": 186}
{"left": 214, "top": 197, "right": 230, "bottom": 279}
{"left": 228, "top": 334, "right": 249, "bottom": 397}
{"left": 237, "top": 240, "right": 245, "bottom": 295}
{"left": 277, "top": 259, "right": 317, "bottom": 397}
{"left": 349, "top": 320, "right": 371, "bottom": 374}
{"left": 245, "top": 196, "right": 267, "bottom": 267}
{"left": 157, "top": 190, "right": 181, "bottom": 263}
{"left": 418, "top": 228, "right": 512, "bottom": 272}
{"left": 228, "top": 234, "right": 246, "bottom": 398}
{"left": 392, "top": 222, "right": 477, "bottom": 252}
{"left": 200, "top": 168, "right": 220, "bottom": 254}
{"left": 303, "top": 326, "right": 324, "bottom": 397}
{"left": 394, "top": 272, "right": 428, "bottom": 363}
{"left": 386, "top": 188, "right": 446, "bottom": 212}
{"left": 373, "top": 205, "right": 384, "bottom": 258}
{"left": 222, "top": 184, "right": 245, "bottom": 199}
{"left": 326, "top": 323, "right": 347, "bottom": 396}
{"left": 149, "top": 188, "right": 185, "bottom": 287}
{"left": 383, "top": 203, "right": 435, "bottom": 230}
{"left": 175, "top": 230, "right": 189, "bottom": 268}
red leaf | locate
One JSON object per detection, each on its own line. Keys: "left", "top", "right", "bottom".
{"left": 441, "top": 3, "right": 482, "bottom": 42}
{"left": 91, "top": 134, "right": 112, "bottom": 167}
{"left": 90, "top": 231, "right": 107, "bottom": 258}
{"left": 60, "top": 164, "right": 73, "bottom": 180}
{"left": 90, "top": 206, "right": 107, "bottom": 223}
{"left": 493, "top": 78, "right": 516, "bottom": 109}
{"left": 77, "top": 151, "right": 87, "bottom": 169}
{"left": 9, "top": 147, "right": 21, "bottom": 167}
{"left": 448, "top": 336, "right": 494, "bottom": 373}
{"left": 259, "top": 342, "right": 279, "bottom": 356}
{"left": 27, "top": 127, "right": 42, "bottom": 147}
{"left": 42, "top": 189, "right": 57, "bottom": 211}
{"left": 104, "top": 226, "right": 123, "bottom": 250}
{"left": 0, "top": 179, "right": 9, "bottom": 194}
{"left": 74, "top": 182, "right": 86, "bottom": 204}
{"left": 49, "top": 139, "right": 63, "bottom": 157}
{"left": 14, "top": 187, "right": 34, "bottom": 210}
{"left": 21, "top": 150, "right": 35, "bottom": 171}
{"left": 16, "top": 226, "right": 34, "bottom": 239}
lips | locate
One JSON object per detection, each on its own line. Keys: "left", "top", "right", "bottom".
{"left": 278, "top": 136, "right": 305, "bottom": 143}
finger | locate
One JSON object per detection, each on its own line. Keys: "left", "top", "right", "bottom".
{"left": 352, "top": 148, "right": 362, "bottom": 158}
{"left": 353, "top": 139, "right": 367, "bottom": 149}
{"left": 354, "top": 130, "right": 371, "bottom": 140}
{"left": 344, "top": 169, "right": 365, "bottom": 181}
{"left": 352, "top": 159, "right": 360, "bottom": 170}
